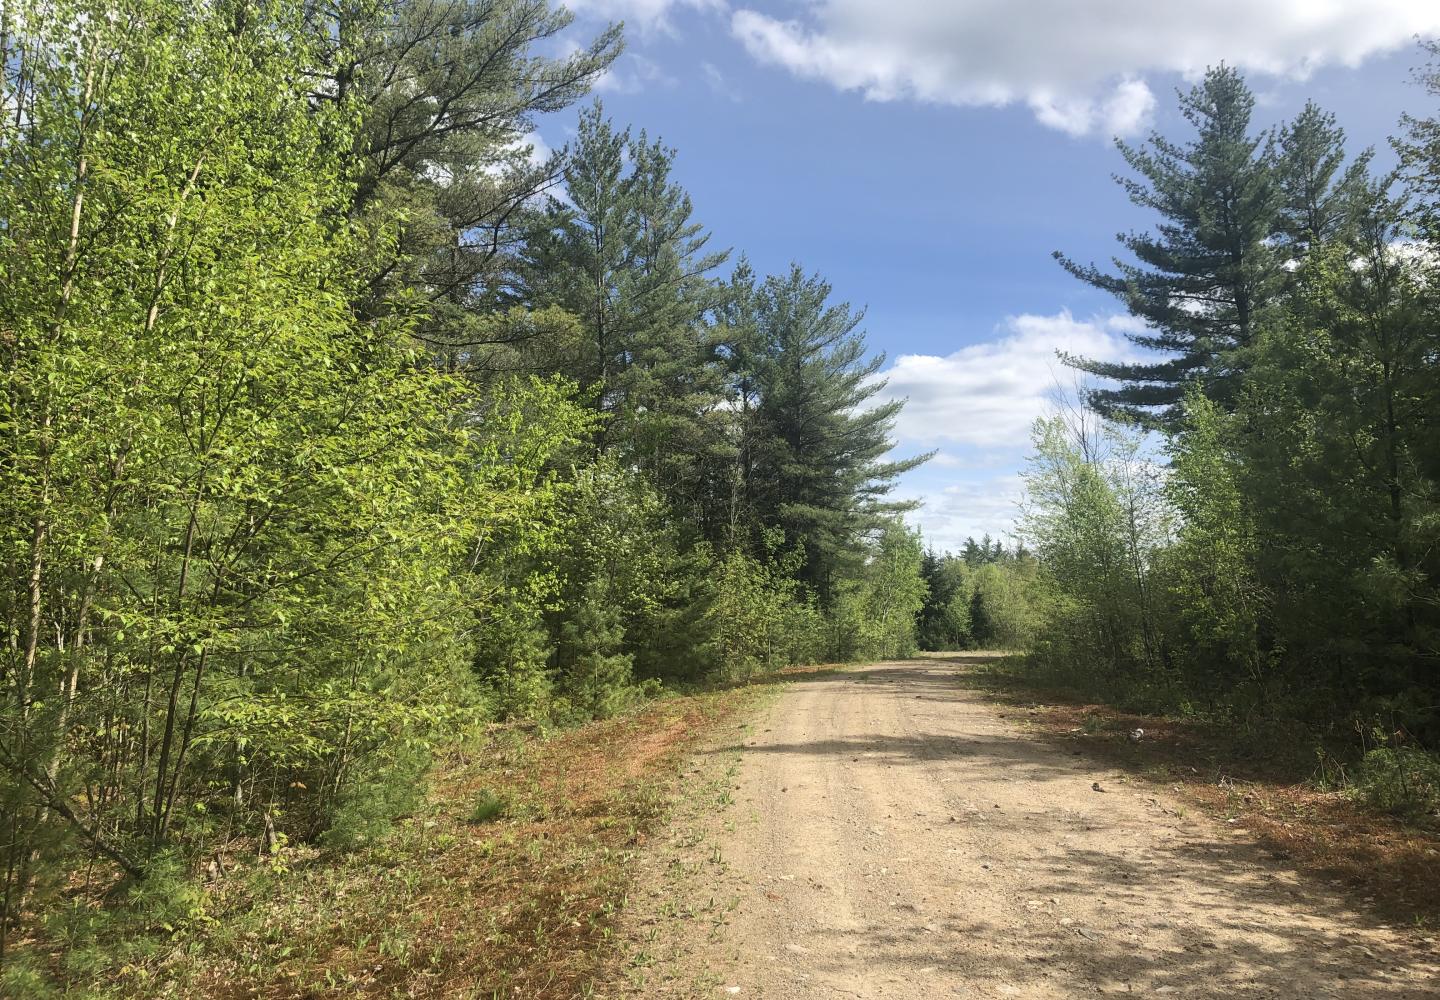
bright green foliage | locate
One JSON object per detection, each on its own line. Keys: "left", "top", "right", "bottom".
{"left": 1020, "top": 413, "right": 1170, "bottom": 689}
{"left": 1162, "top": 392, "right": 1273, "bottom": 712}
{"left": 916, "top": 539, "right": 1048, "bottom": 652}
{"left": 829, "top": 522, "right": 928, "bottom": 661}
{"left": 704, "top": 538, "right": 824, "bottom": 682}
{"left": 969, "top": 559, "right": 1048, "bottom": 650}
{"left": 968, "top": 585, "right": 996, "bottom": 648}
{"left": 469, "top": 789, "right": 511, "bottom": 825}
{"left": 546, "top": 460, "right": 675, "bottom": 719}
{"left": 466, "top": 377, "right": 598, "bottom": 719}
{"left": 0, "top": 0, "right": 492, "bottom": 933}
{"left": 860, "top": 522, "right": 930, "bottom": 659}
{"left": 916, "top": 540, "right": 1050, "bottom": 653}
{"left": 1355, "top": 742, "right": 1440, "bottom": 820}
{"left": 320, "top": 749, "right": 430, "bottom": 852}
{"left": 0, "top": 0, "right": 933, "bottom": 978}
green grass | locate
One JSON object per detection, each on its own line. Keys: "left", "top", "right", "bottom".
{"left": 468, "top": 789, "right": 510, "bottom": 824}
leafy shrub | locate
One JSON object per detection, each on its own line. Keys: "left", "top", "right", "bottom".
{"left": 1355, "top": 745, "right": 1440, "bottom": 821}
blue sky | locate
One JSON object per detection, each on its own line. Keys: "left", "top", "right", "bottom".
{"left": 541, "top": 1, "right": 1440, "bottom": 552}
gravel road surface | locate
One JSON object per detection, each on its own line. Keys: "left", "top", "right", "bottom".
{"left": 627, "top": 658, "right": 1438, "bottom": 998}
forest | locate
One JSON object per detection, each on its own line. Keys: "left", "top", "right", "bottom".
{"left": 3, "top": 0, "right": 1440, "bottom": 993}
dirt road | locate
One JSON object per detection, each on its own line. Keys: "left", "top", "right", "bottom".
{"left": 628, "top": 658, "right": 1438, "bottom": 998}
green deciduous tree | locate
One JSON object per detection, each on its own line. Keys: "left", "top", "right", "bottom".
{"left": 1161, "top": 392, "right": 1273, "bottom": 713}
{"left": 0, "top": 0, "right": 615, "bottom": 945}
{"left": 1020, "top": 410, "right": 1170, "bottom": 683}
{"left": 829, "top": 521, "right": 928, "bottom": 661}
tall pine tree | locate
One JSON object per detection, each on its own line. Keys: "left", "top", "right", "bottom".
{"left": 738, "top": 266, "right": 929, "bottom": 601}
{"left": 522, "top": 104, "right": 730, "bottom": 528}
{"left": 1055, "top": 67, "right": 1281, "bottom": 424}
{"left": 1275, "top": 100, "right": 1372, "bottom": 254}
{"left": 307, "top": 0, "right": 621, "bottom": 353}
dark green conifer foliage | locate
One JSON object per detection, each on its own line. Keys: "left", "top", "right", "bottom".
{"left": 307, "top": 0, "right": 622, "bottom": 348}
{"left": 960, "top": 534, "right": 1006, "bottom": 567}
{"left": 712, "top": 258, "right": 765, "bottom": 545}
{"left": 1055, "top": 67, "right": 1282, "bottom": 425}
{"left": 916, "top": 551, "right": 970, "bottom": 651}
{"left": 739, "top": 266, "right": 930, "bottom": 601}
{"left": 1239, "top": 182, "right": 1440, "bottom": 718}
{"left": 1275, "top": 101, "right": 1373, "bottom": 253}
{"left": 1024, "top": 54, "right": 1440, "bottom": 754}
{"left": 522, "top": 104, "right": 731, "bottom": 531}
{"left": 1398, "top": 41, "right": 1440, "bottom": 238}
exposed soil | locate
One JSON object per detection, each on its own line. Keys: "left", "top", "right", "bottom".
{"left": 615, "top": 657, "right": 1440, "bottom": 998}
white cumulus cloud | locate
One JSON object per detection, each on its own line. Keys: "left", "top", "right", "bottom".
{"left": 730, "top": 0, "right": 1440, "bottom": 135}
{"left": 898, "top": 476, "right": 1028, "bottom": 554}
{"left": 567, "top": 0, "right": 723, "bottom": 34}
{"left": 871, "top": 311, "right": 1140, "bottom": 449}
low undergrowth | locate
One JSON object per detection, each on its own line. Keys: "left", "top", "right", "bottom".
{"left": 4, "top": 684, "right": 770, "bottom": 999}
{"left": 951, "top": 652, "right": 1440, "bottom": 929}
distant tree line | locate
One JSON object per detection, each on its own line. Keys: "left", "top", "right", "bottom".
{"left": 0, "top": 0, "right": 930, "bottom": 958}
{"left": 915, "top": 536, "right": 1042, "bottom": 651}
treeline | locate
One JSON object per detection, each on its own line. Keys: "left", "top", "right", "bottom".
{"left": 1013, "top": 62, "right": 1440, "bottom": 814}
{"left": 915, "top": 537, "right": 1044, "bottom": 651}
{"left": 0, "top": 0, "right": 928, "bottom": 949}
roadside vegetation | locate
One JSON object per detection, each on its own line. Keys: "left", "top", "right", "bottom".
{"left": 8, "top": 683, "right": 772, "bottom": 997}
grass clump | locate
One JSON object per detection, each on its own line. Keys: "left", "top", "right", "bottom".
{"left": 469, "top": 789, "right": 511, "bottom": 824}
